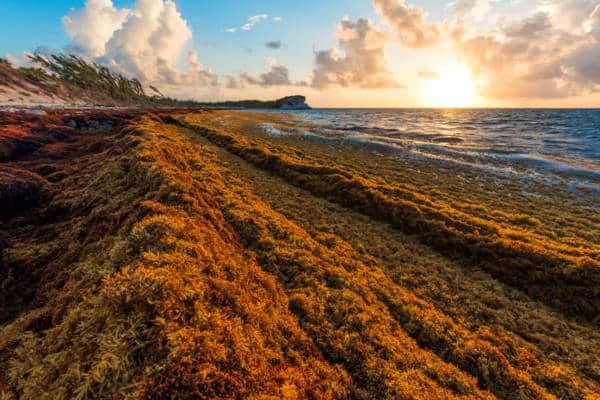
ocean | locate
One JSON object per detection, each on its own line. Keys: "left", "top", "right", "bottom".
{"left": 266, "top": 108, "right": 600, "bottom": 194}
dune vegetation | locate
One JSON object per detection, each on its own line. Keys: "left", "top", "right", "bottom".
{"left": 1, "top": 54, "right": 309, "bottom": 110}
{"left": 0, "top": 55, "right": 201, "bottom": 107}
{"left": 1, "top": 109, "right": 598, "bottom": 399}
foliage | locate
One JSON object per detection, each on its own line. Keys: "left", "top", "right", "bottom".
{"left": 29, "top": 54, "right": 146, "bottom": 101}
{"left": 199, "top": 97, "right": 302, "bottom": 109}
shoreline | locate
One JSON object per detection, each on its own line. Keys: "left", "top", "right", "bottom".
{"left": 1, "top": 109, "right": 598, "bottom": 399}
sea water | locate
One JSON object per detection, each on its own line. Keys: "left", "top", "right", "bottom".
{"left": 268, "top": 108, "right": 600, "bottom": 194}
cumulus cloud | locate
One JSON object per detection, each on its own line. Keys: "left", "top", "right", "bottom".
{"left": 98, "top": 0, "right": 192, "bottom": 82}
{"left": 374, "top": 0, "right": 441, "bottom": 48}
{"left": 54, "top": 0, "right": 600, "bottom": 102}
{"left": 183, "top": 50, "right": 219, "bottom": 86}
{"left": 311, "top": 18, "right": 401, "bottom": 89}
{"left": 240, "top": 58, "right": 293, "bottom": 87}
{"left": 456, "top": 5, "right": 600, "bottom": 99}
{"left": 62, "top": 0, "right": 131, "bottom": 57}
{"left": 538, "top": 0, "right": 599, "bottom": 33}
{"left": 61, "top": 0, "right": 225, "bottom": 94}
{"left": 266, "top": 41, "right": 284, "bottom": 50}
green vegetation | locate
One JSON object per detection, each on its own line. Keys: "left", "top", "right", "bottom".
{"left": 1, "top": 54, "right": 308, "bottom": 109}
{"left": 29, "top": 54, "right": 145, "bottom": 101}
{"left": 0, "top": 54, "right": 195, "bottom": 106}
{"left": 199, "top": 96, "right": 307, "bottom": 109}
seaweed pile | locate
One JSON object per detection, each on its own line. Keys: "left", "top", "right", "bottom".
{"left": 178, "top": 113, "right": 600, "bottom": 321}
{"left": 1, "top": 110, "right": 598, "bottom": 399}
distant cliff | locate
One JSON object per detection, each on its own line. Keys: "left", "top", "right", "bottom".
{"left": 278, "top": 95, "right": 311, "bottom": 109}
{"left": 201, "top": 95, "right": 311, "bottom": 110}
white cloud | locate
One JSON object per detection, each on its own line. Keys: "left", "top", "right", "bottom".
{"left": 56, "top": 0, "right": 600, "bottom": 102}
{"left": 62, "top": 0, "right": 131, "bottom": 57}
{"left": 61, "top": 0, "right": 225, "bottom": 93}
{"left": 311, "top": 18, "right": 401, "bottom": 89}
{"left": 240, "top": 58, "right": 293, "bottom": 87}
{"left": 99, "top": 0, "right": 192, "bottom": 82}
{"left": 226, "top": 14, "right": 271, "bottom": 33}
{"left": 3, "top": 52, "right": 31, "bottom": 67}
{"left": 456, "top": 5, "right": 600, "bottom": 99}
{"left": 243, "top": 14, "right": 269, "bottom": 30}
{"left": 374, "top": 0, "right": 441, "bottom": 48}
{"left": 449, "top": 0, "right": 491, "bottom": 21}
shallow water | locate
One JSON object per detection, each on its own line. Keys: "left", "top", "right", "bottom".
{"left": 266, "top": 108, "right": 600, "bottom": 191}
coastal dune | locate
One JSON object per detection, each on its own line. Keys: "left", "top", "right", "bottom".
{"left": 0, "top": 109, "right": 598, "bottom": 399}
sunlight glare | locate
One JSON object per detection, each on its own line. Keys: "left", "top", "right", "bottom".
{"left": 424, "top": 64, "right": 477, "bottom": 108}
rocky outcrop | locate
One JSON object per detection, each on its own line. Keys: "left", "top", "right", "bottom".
{"left": 278, "top": 95, "right": 311, "bottom": 110}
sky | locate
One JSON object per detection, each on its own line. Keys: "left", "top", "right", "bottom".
{"left": 1, "top": 0, "right": 600, "bottom": 108}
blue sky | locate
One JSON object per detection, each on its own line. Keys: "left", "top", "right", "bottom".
{"left": 1, "top": 0, "right": 599, "bottom": 107}
{"left": 0, "top": 0, "right": 448, "bottom": 81}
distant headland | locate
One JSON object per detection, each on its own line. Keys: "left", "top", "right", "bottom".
{"left": 199, "top": 95, "right": 311, "bottom": 110}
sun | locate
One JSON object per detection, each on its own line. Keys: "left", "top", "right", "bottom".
{"left": 423, "top": 64, "right": 477, "bottom": 108}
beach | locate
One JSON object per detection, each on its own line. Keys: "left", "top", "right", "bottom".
{"left": 1, "top": 108, "right": 599, "bottom": 399}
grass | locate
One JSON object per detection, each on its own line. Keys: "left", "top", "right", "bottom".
{"left": 1, "top": 54, "right": 202, "bottom": 107}
{"left": 2, "top": 54, "right": 305, "bottom": 109}
{"left": 1, "top": 109, "right": 598, "bottom": 399}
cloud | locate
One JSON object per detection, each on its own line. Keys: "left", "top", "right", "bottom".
{"left": 243, "top": 14, "right": 269, "bottom": 30}
{"left": 538, "top": 0, "right": 599, "bottom": 33}
{"left": 62, "top": 0, "right": 131, "bottom": 57}
{"left": 456, "top": 5, "right": 600, "bottom": 99}
{"left": 311, "top": 18, "right": 401, "bottom": 89}
{"left": 4, "top": 46, "right": 60, "bottom": 68}
{"left": 374, "top": 0, "right": 441, "bottom": 48}
{"left": 449, "top": 0, "right": 490, "bottom": 21}
{"left": 54, "top": 0, "right": 600, "bottom": 102}
{"left": 61, "top": 0, "right": 227, "bottom": 93}
{"left": 240, "top": 58, "right": 293, "bottom": 87}
{"left": 182, "top": 50, "right": 219, "bottom": 86}
{"left": 3, "top": 53, "right": 28, "bottom": 67}
{"left": 266, "top": 41, "right": 284, "bottom": 50}
{"left": 224, "top": 74, "right": 244, "bottom": 89}
{"left": 226, "top": 14, "right": 274, "bottom": 33}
